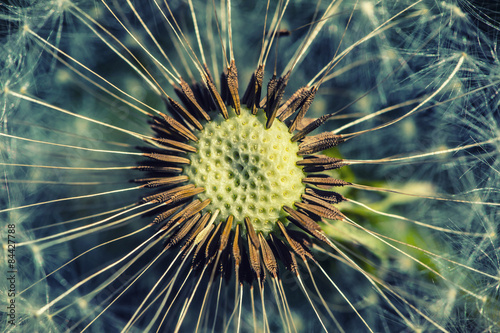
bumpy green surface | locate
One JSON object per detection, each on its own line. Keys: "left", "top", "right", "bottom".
{"left": 184, "top": 108, "right": 305, "bottom": 234}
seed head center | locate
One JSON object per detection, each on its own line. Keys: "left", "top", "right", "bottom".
{"left": 184, "top": 109, "right": 305, "bottom": 234}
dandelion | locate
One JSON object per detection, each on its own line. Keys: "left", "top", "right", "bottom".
{"left": 1, "top": 0, "right": 500, "bottom": 332}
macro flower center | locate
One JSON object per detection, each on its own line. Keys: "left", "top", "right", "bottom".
{"left": 184, "top": 108, "right": 305, "bottom": 234}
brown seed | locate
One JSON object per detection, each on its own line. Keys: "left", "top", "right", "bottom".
{"left": 297, "top": 155, "right": 345, "bottom": 172}
{"left": 141, "top": 184, "right": 194, "bottom": 204}
{"left": 153, "top": 205, "right": 184, "bottom": 225}
{"left": 141, "top": 138, "right": 186, "bottom": 154}
{"left": 151, "top": 137, "right": 197, "bottom": 153}
{"left": 178, "top": 77, "right": 211, "bottom": 121}
{"left": 270, "top": 234, "right": 299, "bottom": 276}
{"left": 296, "top": 155, "right": 340, "bottom": 165}
{"left": 203, "top": 222, "right": 224, "bottom": 265}
{"left": 166, "top": 213, "right": 202, "bottom": 250}
{"left": 288, "top": 87, "right": 317, "bottom": 133}
{"left": 277, "top": 221, "right": 312, "bottom": 261}
{"left": 143, "top": 153, "right": 190, "bottom": 165}
{"left": 162, "top": 187, "right": 205, "bottom": 206}
{"left": 261, "top": 74, "right": 277, "bottom": 109}
{"left": 283, "top": 206, "right": 322, "bottom": 233}
{"left": 267, "top": 29, "right": 291, "bottom": 38}
{"left": 219, "top": 216, "right": 234, "bottom": 252}
{"left": 259, "top": 233, "right": 278, "bottom": 278}
{"left": 247, "top": 233, "right": 262, "bottom": 279}
{"left": 242, "top": 65, "right": 264, "bottom": 115}
{"left": 295, "top": 201, "right": 343, "bottom": 221}
{"left": 191, "top": 80, "right": 216, "bottom": 112}
{"left": 277, "top": 87, "right": 309, "bottom": 121}
{"left": 161, "top": 200, "right": 201, "bottom": 230}
{"left": 244, "top": 217, "right": 260, "bottom": 249}
{"left": 157, "top": 112, "right": 198, "bottom": 141}
{"left": 265, "top": 71, "right": 291, "bottom": 129}
{"left": 298, "top": 132, "right": 344, "bottom": 155}
{"left": 162, "top": 199, "right": 211, "bottom": 231}
{"left": 138, "top": 175, "right": 189, "bottom": 188}
{"left": 284, "top": 206, "right": 329, "bottom": 243}
{"left": 166, "top": 96, "right": 203, "bottom": 131}
{"left": 181, "top": 212, "right": 212, "bottom": 251}
{"left": 227, "top": 60, "right": 241, "bottom": 115}
{"left": 291, "top": 114, "right": 331, "bottom": 142}
{"left": 232, "top": 224, "right": 242, "bottom": 276}
{"left": 135, "top": 165, "right": 183, "bottom": 174}
{"left": 150, "top": 124, "right": 176, "bottom": 139}
{"left": 204, "top": 64, "right": 228, "bottom": 119}
{"left": 302, "top": 175, "right": 351, "bottom": 188}
{"left": 304, "top": 188, "right": 346, "bottom": 204}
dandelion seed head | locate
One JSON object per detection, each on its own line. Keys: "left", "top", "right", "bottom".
{"left": 401, "top": 119, "right": 417, "bottom": 139}
{"left": 364, "top": 291, "right": 379, "bottom": 306}
{"left": 396, "top": 254, "right": 415, "bottom": 273}
{"left": 184, "top": 108, "right": 304, "bottom": 234}
{"left": 55, "top": 69, "right": 71, "bottom": 83}
{"left": 360, "top": 1, "right": 375, "bottom": 16}
{"left": 441, "top": 1, "right": 467, "bottom": 18}
{"left": 76, "top": 298, "right": 88, "bottom": 310}
{"left": 30, "top": 244, "right": 43, "bottom": 265}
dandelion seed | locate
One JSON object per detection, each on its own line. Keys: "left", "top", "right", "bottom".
{"left": 1, "top": 0, "right": 500, "bottom": 332}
